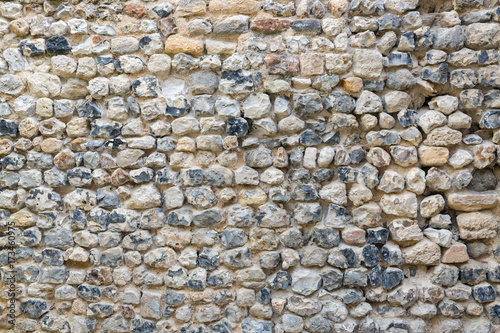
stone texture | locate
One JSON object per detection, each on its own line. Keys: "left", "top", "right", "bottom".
{"left": 0, "top": 1, "right": 497, "bottom": 331}
{"left": 457, "top": 212, "right": 498, "bottom": 240}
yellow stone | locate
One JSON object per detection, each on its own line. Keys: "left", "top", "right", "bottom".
{"left": 36, "top": 97, "right": 54, "bottom": 118}
{"left": 239, "top": 188, "right": 267, "bottom": 206}
{"left": 164, "top": 35, "right": 204, "bottom": 57}
{"left": 9, "top": 209, "right": 35, "bottom": 227}
{"left": 343, "top": 77, "right": 363, "bottom": 93}
{"left": 209, "top": 0, "right": 261, "bottom": 14}
{"left": 418, "top": 146, "right": 449, "bottom": 166}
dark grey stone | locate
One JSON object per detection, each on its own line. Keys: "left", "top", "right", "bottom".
{"left": 310, "top": 228, "right": 340, "bottom": 248}
{"left": 323, "top": 92, "right": 355, "bottom": 113}
{"left": 290, "top": 19, "right": 322, "bottom": 34}
{"left": 362, "top": 244, "right": 380, "bottom": 267}
{"left": 46, "top": 36, "right": 71, "bottom": 54}
{"left": 382, "top": 267, "right": 404, "bottom": 290}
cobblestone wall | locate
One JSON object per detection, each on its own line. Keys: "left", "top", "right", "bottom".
{"left": 0, "top": 0, "right": 500, "bottom": 332}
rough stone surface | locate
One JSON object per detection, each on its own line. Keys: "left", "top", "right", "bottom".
{"left": 0, "top": 2, "right": 497, "bottom": 332}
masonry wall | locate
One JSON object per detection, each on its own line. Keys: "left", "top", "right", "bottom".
{"left": 0, "top": 0, "right": 500, "bottom": 332}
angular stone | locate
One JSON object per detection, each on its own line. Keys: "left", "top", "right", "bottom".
{"left": 442, "top": 243, "right": 469, "bottom": 263}
{"left": 291, "top": 269, "right": 322, "bottom": 296}
{"left": 353, "top": 49, "right": 383, "bottom": 79}
{"left": 403, "top": 239, "right": 441, "bottom": 266}
{"left": 380, "top": 192, "right": 418, "bottom": 218}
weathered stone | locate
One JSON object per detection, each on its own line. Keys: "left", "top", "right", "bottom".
{"left": 457, "top": 212, "right": 498, "bottom": 240}
{"left": 353, "top": 49, "right": 383, "bottom": 79}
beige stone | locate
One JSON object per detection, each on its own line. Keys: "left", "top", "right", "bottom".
{"left": 209, "top": 0, "right": 261, "bottom": 14}
{"left": 176, "top": 0, "right": 206, "bottom": 16}
{"left": 418, "top": 146, "right": 449, "bottom": 166}
{"left": 164, "top": 35, "right": 204, "bottom": 57}
{"left": 447, "top": 192, "right": 498, "bottom": 211}
{"left": 352, "top": 49, "right": 383, "bottom": 80}
{"left": 328, "top": 0, "right": 349, "bottom": 17}
{"left": 41, "top": 138, "right": 63, "bottom": 154}
{"left": 441, "top": 243, "right": 469, "bottom": 263}
{"left": 8, "top": 209, "right": 35, "bottom": 227}
{"left": 300, "top": 53, "right": 325, "bottom": 76}
{"left": 9, "top": 18, "right": 29, "bottom": 36}
{"left": 379, "top": 192, "right": 418, "bottom": 218}
{"left": 66, "top": 118, "right": 89, "bottom": 137}
{"left": 423, "top": 126, "right": 462, "bottom": 146}
{"left": 206, "top": 39, "right": 238, "bottom": 55}
{"left": 36, "top": 98, "right": 54, "bottom": 118}
{"left": 473, "top": 144, "right": 496, "bottom": 169}
{"left": 388, "top": 219, "right": 423, "bottom": 247}
{"left": 125, "top": 184, "right": 162, "bottom": 209}
{"left": 402, "top": 238, "right": 441, "bottom": 266}
{"left": 457, "top": 212, "right": 498, "bottom": 240}
{"left": 325, "top": 53, "right": 352, "bottom": 74}
{"left": 176, "top": 137, "right": 197, "bottom": 152}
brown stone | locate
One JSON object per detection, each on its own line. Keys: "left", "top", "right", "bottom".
{"left": 274, "top": 147, "right": 289, "bottom": 168}
{"left": 300, "top": 53, "right": 325, "bottom": 76}
{"left": 473, "top": 144, "right": 496, "bottom": 169}
{"left": 86, "top": 267, "right": 113, "bottom": 285}
{"left": 328, "top": 0, "right": 349, "bottom": 17}
{"left": 442, "top": 243, "right": 469, "bottom": 263}
{"left": 164, "top": 35, "right": 204, "bottom": 57}
{"left": 124, "top": 4, "right": 147, "bottom": 18}
{"left": 447, "top": 192, "right": 498, "bottom": 212}
{"left": 264, "top": 54, "right": 299, "bottom": 74}
{"left": 343, "top": 77, "right": 363, "bottom": 93}
{"left": 250, "top": 19, "right": 291, "bottom": 34}
{"left": 272, "top": 299, "right": 287, "bottom": 314}
{"left": 0, "top": 139, "right": 12, "bottom": 156}
{"left": 122, "top": 305, "right": 136, "bottom": 319}
{"left": 111, "top": 168, "right": 130, "bottom": 186}
{"left": 159, "top": 17, "right": 176, "bottom": 37}
{"left": 342, "top": 227, "right": 366, "bottom": 245}
{"left": 19, "top": 118, "right": 39, "bottom": 138}
{"left": 457, "top": 212, "right": 498, "bottom": 240}
{"left": 69, "top": 138, "right": 89, "bottom": 152}
{"left": 54, "top": 150, "right": 76, "bottom": 169}
{"left": 41, "top": 138, "right": 63, "bottom": 154}
{"left": 419, "top": 286, "right": 445, "bottom": 303}
{"left": 9, "top": 18, "right": 29, "bottom": 36}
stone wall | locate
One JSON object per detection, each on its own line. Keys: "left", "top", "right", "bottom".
{"left": 0, "top": 0, "right": 500, "bottom": 331}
